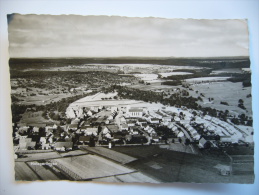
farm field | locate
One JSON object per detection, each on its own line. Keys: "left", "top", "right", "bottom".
{"left": 128, "top": 82, "right": 177, "bottom": 91}
{"left": 15, "top": 162, "right": 39, "bottom": 181}
{"left": 92, "top": 172, "right": 160, "bottom": 183}
{"left": 68, "top": 99, "right": 144, "bottom": 108}
{"left": 53, "top": 154, "right": 135, "bottom": 179}
{"left": 210, "top": 68, "right": 243, "bottom": 75}
{"left": 189, "top": 82, "right": 252, "bottom": 115}
{"left": 19, "top": 93, "right": 75, "bottom": 106}
{"left": 58, "top": 150, "right": 88, "bottom": 157}
{"left": 16, "top": 152, "right": 61, "bottom": 162}
{"left": 185, "top": 77, "right": 230, "bottom": 82}
{"left": 80, "top": 146, "right": 137, "bottom": 164}
{"left": 159, "top": 143, "right": 195, "bottom": 154}
{"left": 68, "top": 92, "right": 144, "bottom": 108}
{"left": 27, "top": 161, "right": 60, "bottom": 180}
{"left": 19, "top": 111, "right": 52, "bottom": 126}
{"left": 111, "top": 145, "right": 254, "bottom": 183}
{"left": 159, "top": 72, "right": 193, "bottom": 77}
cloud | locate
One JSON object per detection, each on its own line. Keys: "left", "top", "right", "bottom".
{"left": 8, "top": 14, "right": 249, "bottom": 58}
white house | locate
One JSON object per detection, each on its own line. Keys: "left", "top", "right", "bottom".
{"left": 128, "top": 108, "right": 143, "bottom": 117}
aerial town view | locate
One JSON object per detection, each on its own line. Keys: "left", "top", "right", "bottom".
{"left": 8, "top": 15, "right": 254, "bottom": 183}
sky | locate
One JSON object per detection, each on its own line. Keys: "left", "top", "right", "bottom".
{"left": 7, "top": 14, "right": 249, "bottom": 58}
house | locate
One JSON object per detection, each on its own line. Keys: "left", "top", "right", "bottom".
{"left": 137, "top": 118, "right": 147, "bottom": 125}
{"left": 120, "top": 123, "right": 128, "bottom": 131}
{"left": 95, "top": 117, "right": 106, "bottom": 124}
{"left": 113, "top": 135, "right": 123, "bottom": 142}
{"left": 18, "top": 126, "right": 29, "bottom": 134}
{"left": 39, "top": 137, "right": 47, "bottom": 144}
{"left": 19, "top": 135, "right": 28, "bottom": 141}
{"left": 111, "top": 107, "right": 118, "bottom": 112}
{"left": 90, "top": 106, "right": 99, "bottom": 113}
{"left": 19, "top": 138, "right": 36, "bottom": 150}
{"left": 54, "top": 142, "right": 73, "bottom": 151}
{"left": 107, "top": 125, "right": 119, "bottom": 133}
{"left": 66, "top": 108, "right": 76, "bottom": 118}
{"left": 84, "top": 127, "right": 98, "bottom": 136}
{"left": 102, "top": 126, "right": 110, "bottom": 134}
{"left": 108, "top": 111, "right": 117, "bottom": 120}
{"left": 64, "top": 136, "right": 72, "bottom": 142}
{"left": 71, "top": 118, "right": 80, "bottom": 124}
{"left": 177, "top": 131, "right": 184, "bottom": 137}
{"left": 199, "top": 137, "right": 210, "bottom": 149}
{"left": 120, "top": 116, "right": 127, "bottom": 124}
{"left": 128, "top": 108, "right": 143, "bottom": 117}
{"left": 32, "top": 127, "right": 39, "bottom": 133}
{"left": 125, "top": 135, "right": 132, "bottom": 142}
{"left": 42, "top": 143, "right": 50, "bottom": 150}
{"left": 152, "top": 136, "right": 160, "bottom": 142}
{"left": 220, "top": 135, "right": 232, "bottom": 143}
{"left": 68, "top": 124, "right": 78, "bottom": 131}
{"left": 149, "top": 118, "right": 160, "bottom": 124}
{"left": 79, "top": 136, "right": 91, "bottom": 144}
{"left": 87, "top": 110, "right": 93, "bottom": 116}
{"left": 145, "top": 126, "right": 156, "bottom": 135}
{"left": 173, "top": 116, "right": 181, "bottom": 122}
{"left": 127, "top": 121, "right": 136, "bottom": 127}
{"left": 19, "top": 137, "right": 32, "bottom": 144}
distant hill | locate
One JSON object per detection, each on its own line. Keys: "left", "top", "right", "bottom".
{"left": 9, "top": 56, "right": 250, "bottom": 70}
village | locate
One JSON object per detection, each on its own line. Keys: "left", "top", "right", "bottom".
{"left": 9, "top": 60, "right": 254, "bottom": 181}
{"left": 13, "top": 90, "right": 253, "bottom": 156}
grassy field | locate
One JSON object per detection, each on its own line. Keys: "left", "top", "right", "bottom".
{"left": 80, "top": 146, "right": 137, "bottom": 164}
{"left": 111, "top": 145, "right": 254, "bottom": 183}
{"left": 15, "top": 162, "right": 39, "bottom": 181}
{"left": 27, "top": 161, "right": 60, "bottom": 180}
{"left": 189, "top": 81, "right": 252, "bottom": 115}
{"left": 16, "top": 152, "right": 61, "bottom": 162}
{"left": 53, "top": 154, "right": 135, "bottom": 179}
{"left": 19, "top": 111, "right": 51, "bottom": 125}
{"left": 92, "top": 172, "right": 160, "bottom": 183}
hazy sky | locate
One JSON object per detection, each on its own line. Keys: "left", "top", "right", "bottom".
{"left": 8, "top": 14, "right": 249, "bottom": 58}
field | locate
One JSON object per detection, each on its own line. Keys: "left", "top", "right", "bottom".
{"left": 111, "top": 145, "right": 254, "bottom": 183}
{"left": 15, "top": 162, "right": 39, "bottom": 181}
{"left": 80, "top": 146, "right": 137, "bottom": 164}
{"left": 53, "top": 154, "right": 135, "bottom": 180}
{"left": 19, "top": 111, "right": 52, "bottom": 125}
{"left": 128, "top": 82, "right": 177, "bottom": 91}
{"left": 185, "top": 77, "right": 231, "bottom": 82}
{"left": 27, "top": 161, "right": 60, "bottom": 180}
{"left": 159, "top": 72, "right": 193, "bottom": 77}
{"left": 189, "top": 81, "right": 252, "bottom": 115}
{"left": 92, "top": 172, "right": 160, "bottom": 183}
{"left": 15, "top": 152, "right": 61, "bottom": 162}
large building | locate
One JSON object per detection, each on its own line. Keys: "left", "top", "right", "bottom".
{"left": 128, "top": 108, "right": 143, "bottom": 117}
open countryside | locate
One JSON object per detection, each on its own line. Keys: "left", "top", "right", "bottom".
{"left": 10, "top": 57, "right": 254, "bottom": 183}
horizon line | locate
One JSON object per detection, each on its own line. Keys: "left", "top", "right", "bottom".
{"left": 9, "top": 55, "right": 250, "bottom": 59}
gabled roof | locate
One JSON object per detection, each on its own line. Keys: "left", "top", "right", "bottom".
{"left": 199, "top": 137, "right": 207, "bottom": 145}
{"left": 129, "top": 108, "right": 143, "bottom": 112}
{"left": 54, "top": 142, "right": 73, "bottom": 148}
{"left": 68, "top": 124, "right": 78, "bottom": 129}
{"left": 121, "top": 124, "right": 128, "bottom": 128}
{"left": 107, "top": 125, "right": 119, "bottom": 132}
{"left": 85, "top": 127, "right": 98, "bottom": 133}
{"left": 79, "top": 136, "right": 91, "bottom": 142}
{"left": 19, "top": 138, "right": 32, "bottom": 143}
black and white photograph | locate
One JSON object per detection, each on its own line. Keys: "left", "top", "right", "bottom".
{"left": 8, "top": 14, "right": 254, "bottom": 183}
